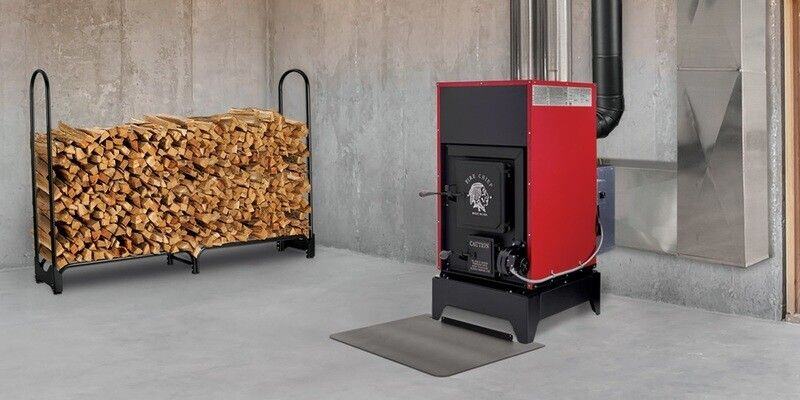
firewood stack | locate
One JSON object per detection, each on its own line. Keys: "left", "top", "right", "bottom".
{"left": 34, "top": 108, "right": 311, "bottom": 269}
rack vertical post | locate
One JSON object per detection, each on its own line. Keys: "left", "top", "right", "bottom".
{"left": 277, "top": 69, "right": 315, "bottom": 258}
{"left": 30, "top": 69, "right": 63, "bottom": 294}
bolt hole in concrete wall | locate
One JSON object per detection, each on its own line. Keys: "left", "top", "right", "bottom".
{"left": 0, "top": 0, "right": 785, "bottom": 319}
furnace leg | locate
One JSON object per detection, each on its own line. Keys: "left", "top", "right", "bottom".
{"left": 508, "top": 298, "right": 540, "bottom": 344}
{"left": 589, "top": 269, "right": 601, "bottom": 315}
{"left": 431, "top": 287, "right": 446, "bottom": 321}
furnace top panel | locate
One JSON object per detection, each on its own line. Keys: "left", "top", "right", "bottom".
{"left": 438, "top": 84, "right": 528, "bottom": 147}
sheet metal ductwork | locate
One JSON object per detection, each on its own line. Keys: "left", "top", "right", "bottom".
{"left": 592, "top": 0, "right": 624, "bottom": 138}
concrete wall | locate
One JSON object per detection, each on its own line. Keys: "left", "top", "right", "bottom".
{"left": 269, "top": 0, "right": 509, "bottom": 263}
{"left": 0, "top": 0, "right": 269, "bottom": 270}
{"left": 269, "top": 0, "right": 785, "bottom": 319}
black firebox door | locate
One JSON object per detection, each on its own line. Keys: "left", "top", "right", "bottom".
{"left": 454, "top": 159, "right": 509, "bottom": 233}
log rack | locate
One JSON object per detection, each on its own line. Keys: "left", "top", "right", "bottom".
{"left": 29, "top": 68, "right": 315, "bottom": 294}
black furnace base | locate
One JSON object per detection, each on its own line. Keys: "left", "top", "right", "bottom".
{"left": 432, "top": 269, "right": 601, "bottom": 344}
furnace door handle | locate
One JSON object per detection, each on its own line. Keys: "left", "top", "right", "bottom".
{"left": 419, "top": 186, "right": 460, "bottom": 200}
{"left": 418, "top": 191, "right": 460, "bottom": 201}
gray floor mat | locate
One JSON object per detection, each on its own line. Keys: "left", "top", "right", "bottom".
{"left": 330, "top": 314, "right": 544, "bottom": 377}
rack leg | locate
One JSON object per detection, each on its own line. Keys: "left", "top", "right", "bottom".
{"left": 34, "top": 259, "right": 45, "bottom": 284}
{"left": 35, "top": 259, "right": 62, "bottom": 294}
{"left": 52, "top": 269, "right": 63, "bottom": 295}
{"left": 279, "top": 234, "right": 315, "bottom": 259}
{"left": 306, "top": 235, "right": 315, "bottom": 259}
{"left": 167, "top": 253, "right": 198, "bottom": 274}
{"left": 191, "top": 256, "right": 199, "bottom": 275}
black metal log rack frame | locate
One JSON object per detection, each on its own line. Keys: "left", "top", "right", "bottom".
{"left": 29, "top": 68, "right": 315, "bottom": 294}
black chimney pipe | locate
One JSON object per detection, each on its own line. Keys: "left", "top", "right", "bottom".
{"left": 592, "top": 0, "right": 624, "bottom": 138}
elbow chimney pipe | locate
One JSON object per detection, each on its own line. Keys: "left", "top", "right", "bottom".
{"left": 592, "top": 0, "right": 624, "bottom": 138}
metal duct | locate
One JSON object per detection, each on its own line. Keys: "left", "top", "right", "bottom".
{"left": 511, "top": 0, "right": 549, "bottom": 80}
{"left": 513, "top": 0, "right": 578, "bottom": 81}
{"left": 612, "top": 160, "right": 677, "bottom": 254}
{"left": 510, "top": 0, "right": 521, "bottom": 79}
{"left": 593, "top": 0, "right": 625, "bottom": 138}
{"left": 549, "top": 0, "right": 572, "bottom": 81}
{"left": 676, "top": 0, "right": 768, "bottom": 267}
{"left": 531, "top": 0, "right": 548, "bottom": 79}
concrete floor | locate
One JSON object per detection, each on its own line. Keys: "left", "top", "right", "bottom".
{"left": 1, "top": 246, "right": 799, "bottom": 400}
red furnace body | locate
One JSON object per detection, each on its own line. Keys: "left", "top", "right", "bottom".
{"left": 435, "top": 80, "right": 597, "bottom": 284}
{"left": 432, "top": 0, "right": 617, "bottom": 344}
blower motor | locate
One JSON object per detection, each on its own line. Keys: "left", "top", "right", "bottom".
{"left": 496, "top": 243, "right": 528, "bottom": 277}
